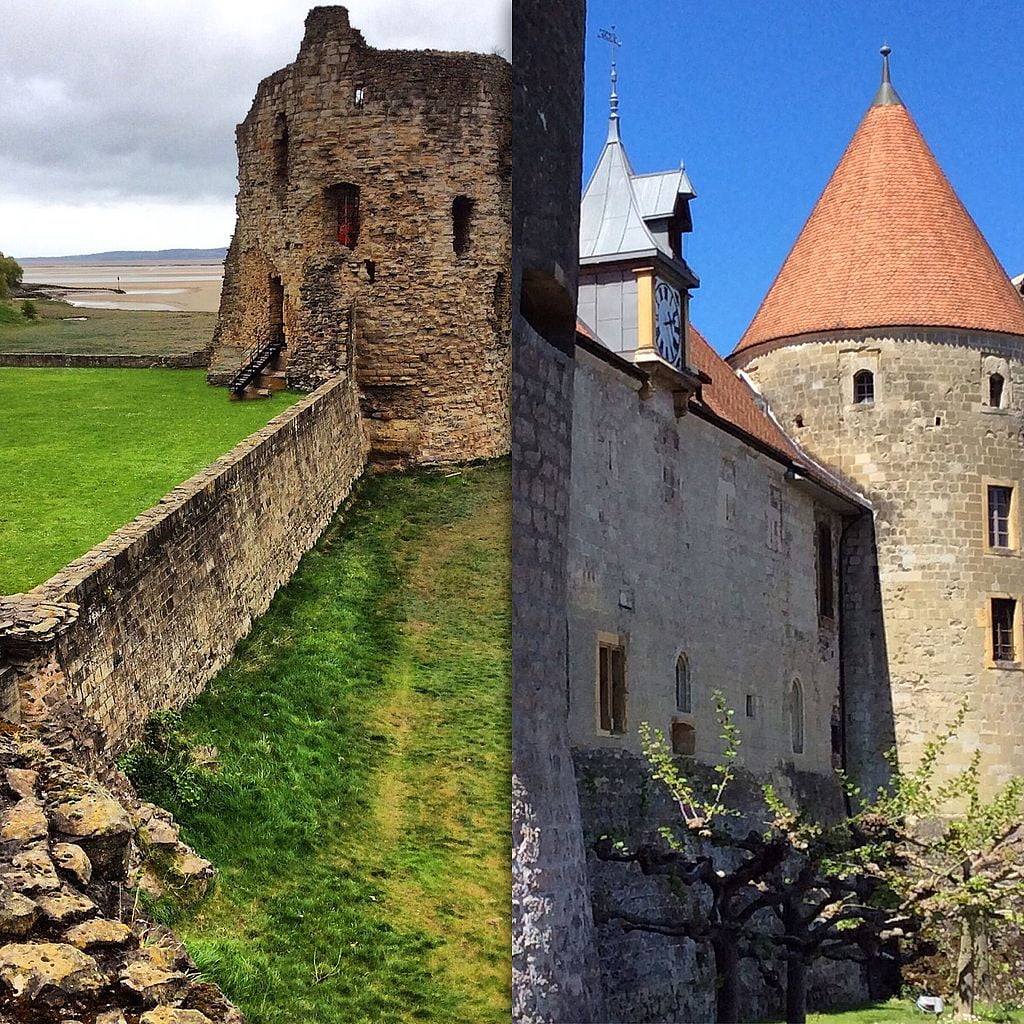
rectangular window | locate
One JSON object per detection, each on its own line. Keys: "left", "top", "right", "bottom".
{"left": 745, "top": 694, "right": 757, "bottom": 719}
{"left": 326, "top": 183, "right": 360, "bottom": 248}
{"left": 992, "top": 598, "right": 1017, "bottom": 662}
{"left": 598, "top": 639, "right": 626, "bottom": 734}
{"left": 816, "top": 522, "right": 834, "bottom": 620}
{"left": 988, "top": 485, "right": 1013, "bottom": 549}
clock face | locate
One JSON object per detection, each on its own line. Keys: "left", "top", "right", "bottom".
{"left": 654, "top": 280, "right": 682, "bottom": 366}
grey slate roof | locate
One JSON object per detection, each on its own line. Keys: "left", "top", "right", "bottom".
{"left": 633, "top": 168, "right": 695, "bottom": 220}
{"left": 579, "top": 118, "right": 662, "bottom": 261}
{"left": 579, "top": 109, "right": 697, "bottom": 263}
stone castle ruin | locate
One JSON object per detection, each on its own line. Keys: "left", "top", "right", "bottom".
{"left": 208, "top": 6, "right": 511, "bottom": 467}
{"left": 0, "top": 9, "right": 509, "bottom": 1020}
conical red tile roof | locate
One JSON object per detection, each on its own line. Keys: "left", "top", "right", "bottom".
{"left": 733, "top": 90, "right": 1024, "bottom": 358}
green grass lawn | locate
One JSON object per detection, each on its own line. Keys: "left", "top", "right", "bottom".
{"left": 0, "top": 368, "right": 300, "bottom": 592}
{"left": 0, "top": 298, "right": 215, "bottom": 354}
{"left": 126, "top": 462, "right": 511, "bottom": 1024}
{"left": 781, "top": 999, "right": 1024, "bottom": 1023}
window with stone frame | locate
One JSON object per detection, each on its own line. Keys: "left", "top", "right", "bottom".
{"left": 853, "top": 369, "right": 874, "bottom": 405}
{"left": 816, "top": 521, "right": 835, "bottom": 621}
{"left": 326, "top": 183, "right": 360, "bottom": 248}
{"left": 992, "top": 598, "right": 1017, "bottom": 663}
{"left": 597, "top": 637, "right": 627, "bottom": 734}
{"left": 988, "top": 485, "right": 1014, "bottom": 550}
{"left": 989, "top": 372, "right": 1006, "bottom": 409}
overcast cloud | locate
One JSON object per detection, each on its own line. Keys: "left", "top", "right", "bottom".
{"left": 0, "top": 0, "right": 510, "bottom": 256}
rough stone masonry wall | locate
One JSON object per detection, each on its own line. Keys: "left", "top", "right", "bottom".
{"left": 210, "top": 6, "right": 511, "bottom": 467}
{"left": 743, "top": 329, "right": 1024, "bottom": 793}
{"left": 511, "top": 0, "right": 606, "bottom": 1020}
{"left": 574, "top": 748, "right": 866, "bottom": 1024}
{"left": 0, "top": 351, "right": 208, "bottom": 369}
{"left": 2, "top": 377, "right": 365, "bottom": 756}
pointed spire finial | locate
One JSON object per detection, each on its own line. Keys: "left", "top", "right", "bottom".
{"left": 598, "top": 27, "right": 623, "bottom": 139}
{"left": 872, "top": 42, "right": 903, "bottom": 106}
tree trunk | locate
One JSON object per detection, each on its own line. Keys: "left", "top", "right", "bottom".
{"left": 712, "top": 935, "right": 741, "bottom": 1024}
{"left": 786, "top": 957, "right": 808, "bottom": 1024}
{"left": 954, "top": 917, "right": 978, "bottom": 1020}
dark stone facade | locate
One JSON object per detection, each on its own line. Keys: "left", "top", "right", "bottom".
{"left": 209, "top": 6, "right": 511, "bottom": 467}
{"left": 512, "top": 1, "right": 605, "bottom": 1020}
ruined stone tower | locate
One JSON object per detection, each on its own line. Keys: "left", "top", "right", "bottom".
{"left": 730, "top": 51, "right": 1024, "bottom": 791}
{"left": 209, "top": 6, "right": 511, "bottom": 466}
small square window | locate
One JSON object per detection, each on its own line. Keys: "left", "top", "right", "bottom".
{"left": 992, "top": 598, "right": 1017, "bottom": 663}
{"left": 598, "top": 639, "right": 627, "bottom": 734}
{"left": 671, "top": 721, "right": 695, "bottom": 756}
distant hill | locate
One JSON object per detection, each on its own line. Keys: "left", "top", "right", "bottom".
{"left": 18, "top": 248, "right": 228, "bottom": 263}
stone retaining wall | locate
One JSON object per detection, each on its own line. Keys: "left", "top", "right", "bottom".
{"left": 0, "top": 351, "right": 208, "bottom": 369}
{"left": 1, "top": 375, "right": 366, "bottom": 756}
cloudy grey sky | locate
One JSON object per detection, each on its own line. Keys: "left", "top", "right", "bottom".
{"left": 0, "top": 1, "right": 510, "bottom": 257}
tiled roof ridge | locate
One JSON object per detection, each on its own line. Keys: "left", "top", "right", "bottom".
{"left": 733, "top": 94, "right": 1024, "bottom": 355}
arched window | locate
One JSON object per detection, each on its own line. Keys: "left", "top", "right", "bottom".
{"left": 989, "top": 373, "right": 1005, "bottom": 409}
{"left": 853, "top": 369, "right": 874, "bottom": 405}
{"left": 790, "top": 678, "right": 804, "bottom": 755}
{"left": 675, "top": 653, "right": 691, "bottom": 713}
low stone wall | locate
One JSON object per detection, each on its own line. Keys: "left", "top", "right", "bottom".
{"left": 1, "top": 375, "right": 365, "bottom": 756}
{"left": 0, "top": 351, "right": 209, "bottom": 369}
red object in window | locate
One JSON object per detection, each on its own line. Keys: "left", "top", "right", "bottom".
{"left": 337, "top": 186, "right": 360, "bottom": 247}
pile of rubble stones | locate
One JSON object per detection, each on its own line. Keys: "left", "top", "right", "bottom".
{"left": 0, "top": 729, "right": 242, "bottom": 1023}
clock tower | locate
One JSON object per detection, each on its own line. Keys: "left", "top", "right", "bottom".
{"left": 577, "top": 56, "right": 701, "bottom": 395}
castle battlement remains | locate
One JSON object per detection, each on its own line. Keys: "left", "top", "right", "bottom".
{"left": 209, "top": 6, "right": 511, "bottom": 467}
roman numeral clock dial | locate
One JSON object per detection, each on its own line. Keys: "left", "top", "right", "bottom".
{"left": 654, "top": 279, "right": 682, "bottom": 366}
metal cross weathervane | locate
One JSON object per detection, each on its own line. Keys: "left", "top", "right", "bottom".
{"left": 598, "top": 27, "right": 622, "bottom": 117}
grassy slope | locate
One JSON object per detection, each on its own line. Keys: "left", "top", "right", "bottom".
{"left": 133, "top": 463, "right": 510, "bottom": 1024}
{"left": 0, "top": 298, "right": 215, "bottom": 354}
{"left": 0, "top": 368, "right": 300, "bottom": 592}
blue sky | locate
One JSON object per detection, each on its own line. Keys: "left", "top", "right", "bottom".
{"left": 582, "top": 1, "right": 1024, "bottom": 355}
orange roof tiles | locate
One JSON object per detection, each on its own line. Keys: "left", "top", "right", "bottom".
{"left": 688, "top": 325, "right": 801, "bottom": 463}
{"left": 733, "top": 99, "right": 1024, "bottom": 357}
{"left": 689, "top": 326, "right": 865, "bottom": 504}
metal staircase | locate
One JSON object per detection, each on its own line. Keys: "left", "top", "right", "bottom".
{"left": 228, "top": 333, "right": 285, "bottom": 396}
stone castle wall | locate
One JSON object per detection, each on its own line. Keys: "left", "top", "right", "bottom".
{"left": 210, "top": 6, "right": 511, "bottom": 467}
{"left": 569, "top": 347, "right": 848, "bottom": 781}
{"left": 574, "top": 748, "right": 865, "bottom": 1024}
{"left": 0, "top": 351, "right": 208, "bottom": 369}
{"left": 511, "top": 0, "right": 606, "bottom": 1019}
{"left": 741, "top": 328, "right": 1024, "bottom": 790}
{"left": 1, "top": 377, "right": 365, "bottom": 756}
{"left": 567, "top": 345, "right": 861, "bottom": 1021}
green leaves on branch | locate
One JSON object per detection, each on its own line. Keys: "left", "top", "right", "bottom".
{"left": 639, "top": 689, "right": 740, "bottom": 841}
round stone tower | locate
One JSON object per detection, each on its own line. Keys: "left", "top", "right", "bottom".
{"left": 729, "top": 50, "right": 1024, "bottom": 790}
